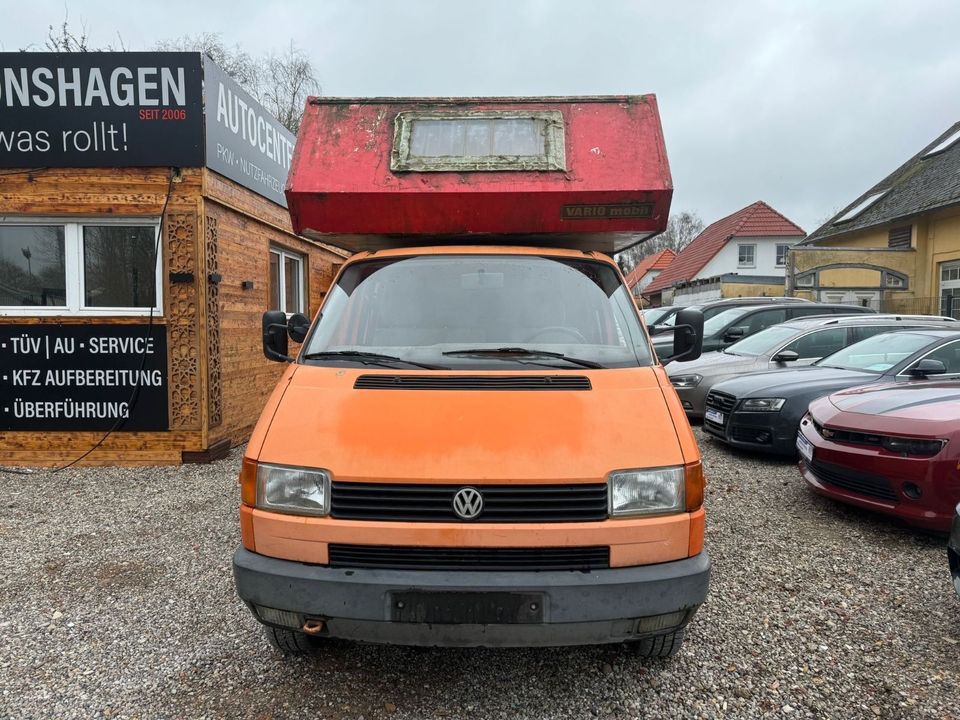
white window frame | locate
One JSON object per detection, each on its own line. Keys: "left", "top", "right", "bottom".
{"left": 775, "top": 243, "right": 791, "bottom": 267}
{"left": 0, "top": 217, "right": 162, "bottom": 317}
{"left": 737, "top": 243, "right": 757, "bottom": 268}
{"left": 269, "top": 246, "right": 305, "bottom": 315}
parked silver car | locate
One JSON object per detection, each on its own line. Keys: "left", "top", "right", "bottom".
{"left": 668, "top": 314, "right": 957, "bottom": 418}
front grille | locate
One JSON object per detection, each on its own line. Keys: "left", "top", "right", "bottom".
{"left": 328, "top": 544, "right": 610, "bottom": 571}
{"left": 808, "top": 459, "right": 898, "bottom": 502}
{"left": 813, "top": 420, "right": 883, "bottom": 447}
{"left": 354, "top": 375, "right": 592, "bottom": 390}
{"left": 705, "top": 391, "right": 737, "bottom": 413}
{"left": 330, "top": 482, "right": 609, "bottom": 522}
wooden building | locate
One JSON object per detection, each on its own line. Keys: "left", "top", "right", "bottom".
{"left": 0, "top": 52, "right": 347, "bottom": 465}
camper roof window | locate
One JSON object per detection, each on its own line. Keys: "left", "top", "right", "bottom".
{"left": 391, "top": 110, "right": 565, "bottom": 172}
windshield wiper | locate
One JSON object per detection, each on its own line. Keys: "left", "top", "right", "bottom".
{"left": 301, "top": 350, "right": 449, "bottom": 370}
{"left": 442, "top": 347, "right": 605, "bottom": 369}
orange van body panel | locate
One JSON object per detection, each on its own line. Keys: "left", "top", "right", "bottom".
{"left": 248, "top": 507, "right": 692, "bottom": 568}
{"left": 253, "top": 367, "right": 684, "bottom": 484}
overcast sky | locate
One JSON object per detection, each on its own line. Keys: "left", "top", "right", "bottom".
{"left": 3, "top": 0, "right": 960, "bottom": 234}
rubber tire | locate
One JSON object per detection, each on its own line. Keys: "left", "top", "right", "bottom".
{"left": 264, "top": 626, "right": 323, "bottom": 656}
{"left": 632, "top": 628, "right": 686, "bottom": 658}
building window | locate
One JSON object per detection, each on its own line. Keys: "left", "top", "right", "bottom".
{"left": 888, "top": 226, "right": 912, "bottom": 249}
{"left": 0, "top": 220, "right": 160, "bottom": 316}
{"left": 737, "top": 244, "right": 756, "bottom": 268}
{"left": 391, "top": 110, "right": 566, "bottom": 172}
{"left": 269, "top": 247, "right": 305, "bottom": 314}
{"left": 795, "top": 273, "right": 815, "bottom": 287}
{"left": 775, "top": 244, "right": 791, "bottom": 267}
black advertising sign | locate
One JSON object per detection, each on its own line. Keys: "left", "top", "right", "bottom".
{"left": 0, "top": 52, "right": 203, "bottom": 167}
{"left": 203, "top": 56, "right": 295, "bottom": 207}
{"left": 0, "top": 324, "right": 169, "bottom": 432}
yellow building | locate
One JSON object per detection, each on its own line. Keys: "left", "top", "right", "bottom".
{"left": 791, "top": 121, "right": 960, "bottom": 317}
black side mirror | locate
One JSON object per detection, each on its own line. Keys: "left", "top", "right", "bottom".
{"left": 287, "top": 312, "right": 311, "bottom": 344}
{"left": 772, "top": 350, "right": 800, "bottom": 363}
{"left": 910, "top": 358, "right": 946, "bottom": 377}
{"left": 262, "top": 310, "right": 292, "bottom": 362}
{"left": 723, "top": 326, "right": 746, "bottom": 343}
{"left": 671, "top": 308, "right": 704, "bottom": 363}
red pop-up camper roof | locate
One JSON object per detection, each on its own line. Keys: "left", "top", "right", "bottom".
{"left": 286, "top": 96, "right": 673, "bottom": 254}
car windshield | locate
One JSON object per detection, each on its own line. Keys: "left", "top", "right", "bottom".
{"left": 815, "top": 332, "right": 933, "bottom": 373}
{"left": 302, "top": 254, "right": 653, "bottom": 369}
{"left": 701, "top": 306, "right": 755, "bottom": 337}
{"left": 723, "top": 325, "right": 800, "bottom": 356}
{"left": 643, "top": 307, "right": 676, "bottom": 325}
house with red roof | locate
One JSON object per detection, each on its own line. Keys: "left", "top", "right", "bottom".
{"left": 642, "top": 201, "right": 805, "bottom": 306}
{"left": 623, "top": 249, "right": 676, "bottom": 299}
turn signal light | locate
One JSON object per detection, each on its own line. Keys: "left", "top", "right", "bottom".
{"left": 685, "top": 460, "right": 704, "bottom": 511}
{"left": 240, "top": 456, "right": 258, "bottom": 506}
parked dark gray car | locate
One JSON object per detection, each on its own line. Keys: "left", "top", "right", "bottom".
{"left": 653, "top": 302, "right": 875, "bottom": 363}
{"left": 668, "top": 315, "right": 957, "bottom": 417}
{"left": 642, "top": 296, "right": 811, "bottom": 330}
{"left": 702, "top": 329, "right": 960, "bottom": 455}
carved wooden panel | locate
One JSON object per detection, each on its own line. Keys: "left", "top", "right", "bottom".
{"left": 205, "top": 216, "right": 223, "bottom": 428}
{"left": 164, "top": 211, "right": 201, "bottom": 429}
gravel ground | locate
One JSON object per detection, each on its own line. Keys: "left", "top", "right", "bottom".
{"left": 1, "top": 428, "right": 958, "bottom": 720}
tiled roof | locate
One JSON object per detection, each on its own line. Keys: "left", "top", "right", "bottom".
{"left": 644, "top": 201, "right": 805, "bottom": 294}
{"left": 803, "top": 120, "right": 960, "bottom": 245}
{"left": 623, "top": 249, "right": 676, "bottom": 289}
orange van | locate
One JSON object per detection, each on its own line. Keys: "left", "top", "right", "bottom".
{"left": 232, "top": 96, "right": 709, "bottom": 655}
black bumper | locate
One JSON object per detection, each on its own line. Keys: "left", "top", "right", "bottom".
{"left": 702, "top": 413, "right": 797, "bottom": 456}
{"left": 233, "top": 547, "right": 711, "bottom": 647}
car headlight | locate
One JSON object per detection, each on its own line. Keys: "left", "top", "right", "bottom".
{"left": 881, "top": 437, "right": 947, "bottom": 457}
{"left": 256, "top": 462, "right": 330, "bottom": 516}
{"left": 670, "top": 374, "right": 702, "bottom": 388}
{"left": 740, "top": 397, "right": 786, "bottom": 412}
{"left": 609, "top": 466, "right": 685, "bottom": 516}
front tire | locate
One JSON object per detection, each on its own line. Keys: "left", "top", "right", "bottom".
{"left": 264, "top": 626, "right": 323, "bottom": 655}
{"left": 632, "top": 628, "right": 686, "bottom": 658}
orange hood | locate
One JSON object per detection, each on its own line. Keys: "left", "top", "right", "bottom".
{"left": 253, "top": 366, "right": 687, "bottom": 485}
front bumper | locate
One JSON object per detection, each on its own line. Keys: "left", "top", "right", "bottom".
{"left": 233, "top": 547, "right": 710, "bottom": 647}
{"left": 702, "top": 411, "right": 795, "bottom": 456}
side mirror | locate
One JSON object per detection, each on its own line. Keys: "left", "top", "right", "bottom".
{"left": 910, "top": 358, "right": 946, "bottom": 377}
{"left": 287, "top": 312, "right": 311, "bottom": 344}
{"left": 723, "top": 326, "right": 746, "bottom": 343}
{"left": 262, "top": 310, "right": 292, "bottom": 362}
{"left": 771, "top": 350, "right": 800, "bottom": 363}
{"left": 671, "top": 308, "right": 704, "bottom": 363}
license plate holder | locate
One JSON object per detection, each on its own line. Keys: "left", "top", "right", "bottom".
{"left": 796, "top": 432, "right": 814, "bottom": 463}
{"left": 705, "top": 408, "right": 725, "bottom": 425}
{"left": 390, "top": 591, "right": 545, "bottom": 624}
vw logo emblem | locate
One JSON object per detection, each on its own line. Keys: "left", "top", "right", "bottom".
{"left": 452, "top": 487, "right": 484, "bottom": 520}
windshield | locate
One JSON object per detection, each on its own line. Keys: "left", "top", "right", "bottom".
{"left": 724, "top": 325, "right": 800, "bottom": 356}
{"left": 701, "top": 306, "right": 755, "bottom": 337}
{"left": 302, "top": 254, "right": 653, "bottom": 369}
{"left": 815, "top": 332, "right": 932, "bottom": 373}
{"left": 643, "top": 307, "right": 676, "bottom": 325}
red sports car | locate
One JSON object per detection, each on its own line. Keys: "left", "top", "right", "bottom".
{"left": 797, "top": 381, "right": 960, "bottom": 532}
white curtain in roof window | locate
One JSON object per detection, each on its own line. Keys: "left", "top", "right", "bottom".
{"left": 409, "top": 118, "right": 546, "bottom": 157}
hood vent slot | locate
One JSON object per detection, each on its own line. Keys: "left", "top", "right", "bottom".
{"left": 354, "top": 375, "right": 592, "bottom": 390}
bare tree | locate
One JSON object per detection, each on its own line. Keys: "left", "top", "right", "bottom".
{"left": 252, "top": 42, "right": 320, "bottom": 134}
{"left": 617, "top": 211, "right": 704, "bottom": 273}
{"left": 154, "top": 34, "right": 318, "bottom": 133}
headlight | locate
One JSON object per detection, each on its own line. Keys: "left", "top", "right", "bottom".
{"left": 609, "top": 466, "right": 685, "bottom": 516}
{"left": 670, "top": 374, "right": 702, "bottom": 388}
{"left": 740, "top": 397, "right": 786, "bottom": 412}
{"left": 256, "top": 463, "right": 330, "bottom": 516}
{"left": 881, "top": 437, "right": 946, "bottom": 457}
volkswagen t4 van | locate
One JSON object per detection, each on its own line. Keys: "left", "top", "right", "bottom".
{"left": 232, "top": 96, "right": 710, "bottom": 656}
